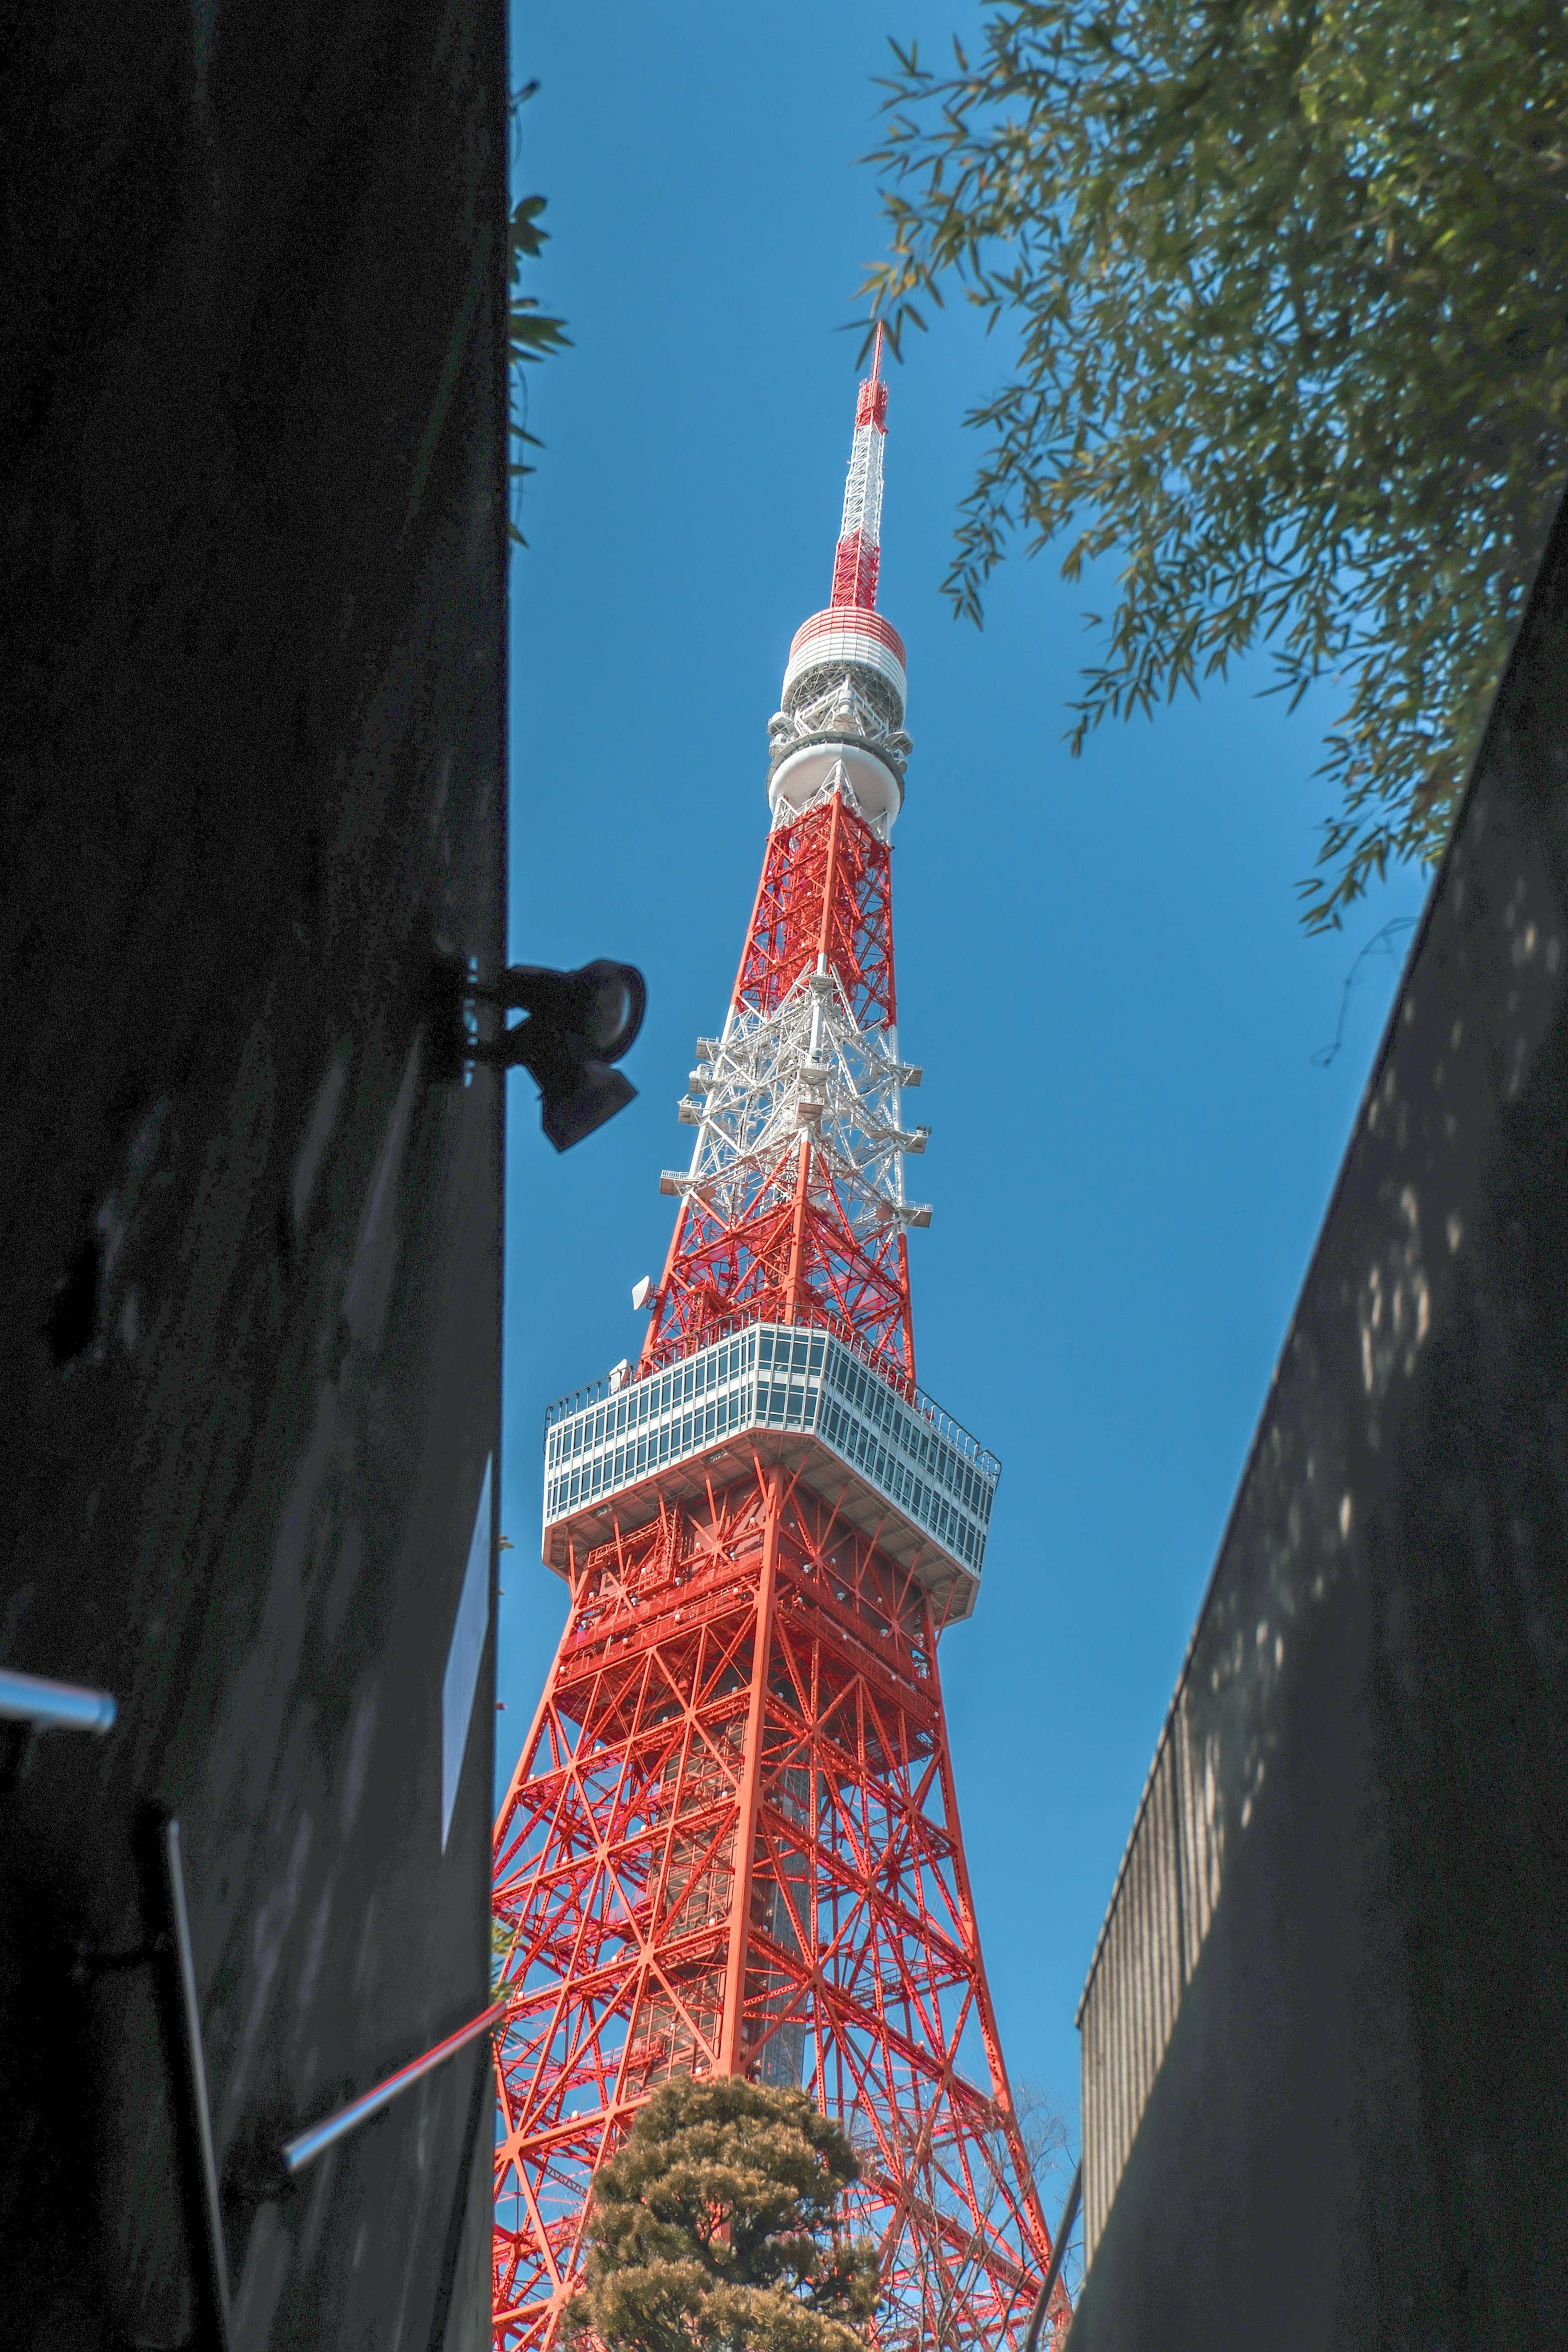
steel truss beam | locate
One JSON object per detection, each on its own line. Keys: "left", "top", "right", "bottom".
{"left": 494, "top": 1476, "right": 1058, "bottom": 2352}
{"left": 494, "top": 341, "right": 1067, "bottom": 2352}
{"left": 646, "top": 790, "right": 918, "bottom": 1380}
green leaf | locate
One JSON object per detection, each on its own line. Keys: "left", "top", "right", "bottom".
{"left": 860, "top": 0, "right": 1568, "bottom": 921}
{"left": 505, "top": 95, "right": 570, "bottom": 548}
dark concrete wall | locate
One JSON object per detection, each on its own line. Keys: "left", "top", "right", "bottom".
{"left": 0, "top": 3, "right": 506, "bottom": 2346}
{"left": 1065, "top": 495, "right": 1568, "bottom": 2350}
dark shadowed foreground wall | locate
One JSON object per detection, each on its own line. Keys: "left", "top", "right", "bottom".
{"left": 1066, "top": 491, "right": 1568, "bottom": 2351}
{"left": 0, "top": 3, "right": 506, "bottom": 2345}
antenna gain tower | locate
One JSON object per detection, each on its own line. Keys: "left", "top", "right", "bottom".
{"left": 493, "top": 330, "right": 1067, "bottom": 2352}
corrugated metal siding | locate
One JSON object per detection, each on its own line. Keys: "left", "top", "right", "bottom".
{"left": 1078, "top": 1683, "right": 1226, "bottom": 2260}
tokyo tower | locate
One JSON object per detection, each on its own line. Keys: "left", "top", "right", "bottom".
{"left": 493, "top": 333, "right": 1065, "bottom": 2352}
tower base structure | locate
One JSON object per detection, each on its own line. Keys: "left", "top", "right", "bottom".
{"left": 494, "top": 1436, "right": 1053, "bottom": 2352}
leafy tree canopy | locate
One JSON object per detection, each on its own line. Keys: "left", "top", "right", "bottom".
{"left": 565, "top": 2076, "right": 879, "bottom": 2352}
{"left": 862, "top": 0, "right": 1568, "bottom": 925}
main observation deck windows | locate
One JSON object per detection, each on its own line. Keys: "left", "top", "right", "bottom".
{"left": 543, "top": 1321, "right": 999, "bottom": 1588}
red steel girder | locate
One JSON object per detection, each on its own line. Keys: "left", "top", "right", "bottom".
{"left": 497, "top": 426, "right": 1067, "bottom": 2350}
{"left": 643, "top": 792, "right": 915, "bottom": 1381}
{"left": 493, "top": 1475, "right": 1063, "bottom": 2352}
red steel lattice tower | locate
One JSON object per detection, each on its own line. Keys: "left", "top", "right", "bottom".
{"left": 493, "top": 332, "right": 1068, "bottom": 2352}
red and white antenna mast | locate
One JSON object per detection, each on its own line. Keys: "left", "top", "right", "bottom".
{"left": 831, "top": 321, "right": 888, "bottom": 610}
{"left": 492, "top": 337, "right": 1069, "bottom": 2352}
{"left": 639, "top": 321, "right": 920, "bottom": 1376}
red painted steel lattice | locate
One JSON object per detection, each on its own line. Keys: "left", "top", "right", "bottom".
{"left": 493, "top": 1475, "right": 1063, "bottom": 2352}
{"left": 643, "top": 790, "right": 911, "bottom": 1381}
{"left": 493, "top": 345, "right": 1068, "bottom": 2352}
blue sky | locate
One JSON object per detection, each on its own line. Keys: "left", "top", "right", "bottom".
{"left": 494, "top": 0, "right": 1429, "bottom": 2148}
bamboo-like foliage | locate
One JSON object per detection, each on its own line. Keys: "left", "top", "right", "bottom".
{"left": 862, "top": 0, "right": 1568, "bottom": 925}
{"left": 508, "top": 83, "right": 570, "bottom": 547}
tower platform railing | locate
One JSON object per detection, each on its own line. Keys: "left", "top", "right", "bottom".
{"left": 546, "top": 1302, "right": 948, "bottom": 1426}
{"left": 542, "top": 1313, "right": 998, "bottom": 1587}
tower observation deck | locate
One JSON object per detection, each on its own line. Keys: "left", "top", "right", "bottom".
{"left": 492, "top": 331, "right": 1068, "bottom": 2352}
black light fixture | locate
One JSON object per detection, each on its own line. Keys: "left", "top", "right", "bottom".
{"left": 466, "top": 959, "right": 647, "bottom": 1151}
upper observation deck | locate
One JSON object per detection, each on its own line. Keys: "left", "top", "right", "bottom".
{"left": 541, "top": 1320, "right": 999, "bottom": 1623}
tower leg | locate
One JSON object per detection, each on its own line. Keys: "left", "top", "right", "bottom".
{"left": 493, "top": 1474, "right": 1055, "bottom": 2352}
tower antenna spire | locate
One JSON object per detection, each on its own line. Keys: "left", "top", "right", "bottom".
{"left": 830, "top": 325, "right": 890, "bottom": 611}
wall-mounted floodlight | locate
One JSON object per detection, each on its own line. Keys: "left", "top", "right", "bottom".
{"left": 468, "top": 960, "right": 647, "bottom": 1152}
{"left": 631, "top": 1275, "right": 653, "bottom": 1311}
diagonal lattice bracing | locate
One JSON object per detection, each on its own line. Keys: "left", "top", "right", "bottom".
{"left": 494, "top": 333, "right": 1070, "bottom": 2352}
{"left": 648, "top": 786, "right": 921, "bottom": 1379}
{"left": 494, "top": 1474, "right": 1060, "bottom": 2352}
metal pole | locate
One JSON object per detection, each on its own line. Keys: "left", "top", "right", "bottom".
{"left": 138, "top": 1807, "right": 232, "bottom": 2352}
{"left": 0, "top": 1667, "right": 116, "bottom": 1733}
{"left": 1022, "top": 2163, "right": 1081, "bottom": 2352}
{"left": 281, "top": 1998, "right": 508, "bottom": 2176}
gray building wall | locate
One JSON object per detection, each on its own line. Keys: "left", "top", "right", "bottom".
{"left": 1, "top": 3, "right": 507, "bottom": 2345}
{"left": 1066, "top": 491, "right": 1568, "bottom": 2350}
